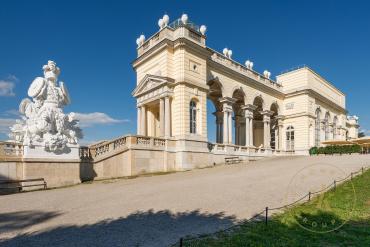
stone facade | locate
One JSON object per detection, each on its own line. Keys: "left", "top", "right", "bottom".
{"left": 0, "top": 14, "right": 361, "bottom": 189}
{"left": 132, "top": 14, "right": 359, "bottom": 157}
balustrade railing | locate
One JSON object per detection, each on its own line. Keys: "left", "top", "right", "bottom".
{"left": 210, "top": 52, "right": 282, "bottom": 91}
{"left": 137, "top": 137, "right": 151, "bottom": 145}
{"left": 82, "top": 136, "right": 168, "bottom": 160}
{"left": 0, "top": 142, "right": 23, "bottom": 157}
{"left": 153, "top": 138, "right": 166, "bottom": 147}
{"left": 87, "top": 136, "right": 128, "bottom": 159}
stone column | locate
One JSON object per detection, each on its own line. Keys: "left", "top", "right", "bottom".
{"left": 235, "top": 116, "right": 240, "bottom": 145}
{"left": 245, "top": 112, "right": 253, "bottom": 146}
{"left": 213, "top": 111, "right": 224, "bottom": 143}
{"left": 220, "top": 98, "right": 235, "bottom": 144}
{"left": 242, "top": 105, "right": 256, "bottom": 147}
{"left": 223, "top": 111, "right": 228, "bottom": 143}
{"left": 276, "top": 115, "right": 284, "bottom": 150}
{"left": 261, "top": 111, "right": 273, "bottom": 148}
{"left": 263, "top": 116, "right": 270, "bottom": 148}
{"left": 159, "top": 98, "right": 165, "bottom": 137}
{"left": 249, "top": 118, "right": 254, "bottom": 146}
{"left": 141, "top": 105, "right": 146, "bottom": 136}
{"left": 228, "top": 111, "right": 232, "bottom": 144}
{"left": 165, "top": 96, "right": 171, "bottom": 137}
{"left": 245, "top": 116, "right": 250, "bottom": 146}
{"left": 137, "top": 106, "right": 141, "bottom": 135}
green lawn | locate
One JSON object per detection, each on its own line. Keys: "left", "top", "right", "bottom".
{"left": 182, "top": 168, "right": 370, "bottom": 247}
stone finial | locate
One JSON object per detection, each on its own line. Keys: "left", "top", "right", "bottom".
{"left": 158, "top": 18, "right": 164, "bottom": 29}
{"left": 162, "top": 14, "right": 169, "bottom": 26}
{"left": 181, "top": 14, "right": 188, "bottom": 24}
{"left": 245, "top": 60, "right": 254, "bottom": 70}
{"left": 263, "top": 70, "right": 271, "bottom": 79}
{"left": 222, "top": 48, "right": 232, "bottom": 58}
{"left": 136, "top": 34, "right": 146, "bottom": 47}
{"left": 227, "top": 49, "right": 232, "bottom": 58}
{"left": 200, "top": 25, "right": 207, "bottom": 35}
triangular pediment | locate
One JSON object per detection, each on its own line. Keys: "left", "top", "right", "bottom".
{"left": 132, "top": 74, "right": 174, "bottom": 97}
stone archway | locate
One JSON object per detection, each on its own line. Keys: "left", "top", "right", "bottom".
{"left": 207, "top": 79, "right": 223, "bottom": 143}
{"left": 252, "top": 96, "right": 264, "bottom": 147}
{"left": 232, "top": 88, "right": 246, "bottom": 145}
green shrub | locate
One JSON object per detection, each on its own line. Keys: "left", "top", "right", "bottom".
{"left": 309, "top": 147, "right": 318, "bottom": 155}
{"left": 309, "top": 144, "right": 361, "bottom": 155}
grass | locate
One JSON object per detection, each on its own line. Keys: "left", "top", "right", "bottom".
{"left": 182, "top": 168, "right": 370, "bottom": 247}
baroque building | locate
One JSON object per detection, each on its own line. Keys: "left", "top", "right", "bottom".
{"left": 132, "top": 14, "right": 359, "bottom": 159}
{"left": 0, "top": 14, "right": 363, "bottom": 190}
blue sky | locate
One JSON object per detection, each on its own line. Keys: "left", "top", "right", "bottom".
{"left": 1, "top": 0, "right": 369, "bottom": 144}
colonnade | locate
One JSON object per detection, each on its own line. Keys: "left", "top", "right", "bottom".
{"left": 213, "top": 100, "right": 283, "bottom": 149}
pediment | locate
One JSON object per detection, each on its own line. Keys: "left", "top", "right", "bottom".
{"left": 132, "top": 74, "right": 174, "bottom": 97}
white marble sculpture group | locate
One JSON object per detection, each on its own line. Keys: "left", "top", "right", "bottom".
{"left": 10, "top": 61, "right": 82, "bottom": 153}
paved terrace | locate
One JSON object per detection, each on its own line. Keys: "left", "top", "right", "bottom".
{"left": 0, "top": 155, "right": 369, "bottom": 247}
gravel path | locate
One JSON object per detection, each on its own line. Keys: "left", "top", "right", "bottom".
{"left": 0, "top": 155, "right": 369, "bottom": 246}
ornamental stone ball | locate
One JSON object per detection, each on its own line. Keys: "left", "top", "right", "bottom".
{"left": 162, "top": 14, "right": 169, "bottom": 26}
{"left": 158, "top": 18, "right": 164, "bottom": 29}
{"left": 181, "top": 14, "right": 188, "bottom": 24}
{"left": 10, "top": 60, "right": 82, "bottom": 154}
{"left": 227, "top": 49, "right": 233, "bottom": 58}
{"left": 200, "top": 25, "right": 207, "bottom": 35}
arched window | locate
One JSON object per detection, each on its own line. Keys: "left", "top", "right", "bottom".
{"left": 333, "top": 116, "right": 338, "bottom": 140}
{"left": 324, "top": 112, "right": 330, "bottom": 140}
{"left": 286, "top": 126, "right": 294, "bottom": 151}
{"left": 315, "top": 109, "right": 321, "bottom": 146}
{"left": 190, "top": 100, "right": 197, "bottom": 134}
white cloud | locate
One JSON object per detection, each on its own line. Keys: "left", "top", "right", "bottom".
{"left": 0, "top": 81, "right": 15, "bottom": 96}
{"left": 74, "top": 112, "right": 129, "bottom": 127}
{"left": 4, "top": 109, "right": 20, "bottom": 117}
{"left": 0, "top": 118, "right": 16, "bottom": 135}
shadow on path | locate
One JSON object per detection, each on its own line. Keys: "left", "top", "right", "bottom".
{"left": 0, "top": 210, "right": 62, "bottom": 234}
{"left": 0, "top": 209, "right": 237, "bottom": 247}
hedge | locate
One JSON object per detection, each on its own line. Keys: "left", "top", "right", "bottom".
{"left": 309, "top": 145, "right": 361, "bottom": 155}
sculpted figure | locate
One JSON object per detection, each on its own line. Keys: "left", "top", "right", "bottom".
{"left": 10, "top": 61, "right": 82, "bottom": 153}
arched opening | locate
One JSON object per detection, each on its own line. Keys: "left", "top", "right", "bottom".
{"left": 252, "top": 96, "right": 264, "bottom": 147}
{"left": 207, "top": 80, "right": 223, "bottom": 143}
{"left": 286, "top": 125, "right": 295, "bottom": 151}
{"left": 324, "top": 112, "right": 330, "bottom": 140}
{"left": 189, "top": 100, "right": 197, "bottom": 134}
{"left": 232, "top": 89, "right": 245, "bottom": 145}
{"left": 270, "top": 103, "right": 279, "bottom": 149}
{"left": 315, "top": 108, "right": 321, "bottom": 146}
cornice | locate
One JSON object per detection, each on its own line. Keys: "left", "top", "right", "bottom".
{"left": 284, "top": 88, "right": 346, "bottom": 113}
{"left": 208, "top": 59, "right": 284, "bottom": 98}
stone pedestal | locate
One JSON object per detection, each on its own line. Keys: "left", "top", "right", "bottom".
{"left": 23, "top": 144, "right": 80, "bottom": 160}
